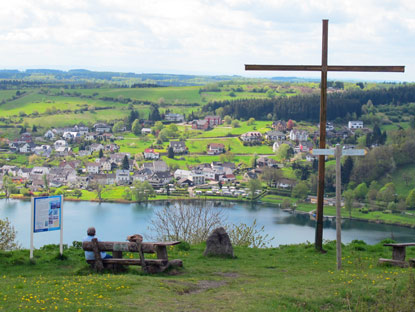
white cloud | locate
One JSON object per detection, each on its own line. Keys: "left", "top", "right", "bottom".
{"left": 0, "top": 0, "right": 413, "bottom": 80}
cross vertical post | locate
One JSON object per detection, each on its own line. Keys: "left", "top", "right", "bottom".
{"left": 316, "top": 19, "right": 328, "bottom": 251}
{"left": 245, "top": 19, "right": 404, "bottom": 251}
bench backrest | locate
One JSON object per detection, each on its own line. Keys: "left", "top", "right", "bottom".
{"left": 82, "top": 241, "right": 181, "bottom": 253}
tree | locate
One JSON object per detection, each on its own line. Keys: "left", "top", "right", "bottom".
{"left": 406, "top": 189, "right": 415, "bottom": 209}
{"left": 260, "top": 168, "right": 282, "bottom": 187}
{"left": 133, "top": 181, "right": 155, "bottom": 202}
{"left": 112, "top": 121, "right": 124, "bottom": 133}
{"left": 224, "top": 115, "right": 232, "bottom": 125}
{"left": 43, "top": 174, "right": 49, "bottom": 191}
{"left": 341, "top": 157, "right": 353, "bottom": 185}
{"left": 247, "top": 118, "right": 256, "bottom": 126}
{"left": 276, "top": 143, "right": 293, "bottom": 161}
{"left": 149, "top": 104, "right": 161, "bottom": 121}
{"left": 98, "top": 149, "right": 104, "bottom": 158}
{"left": 32, "top": 125, "right": 37, "bottom": 132}
{"left": 281, "top": 198, "right": 292, "bottom": 210}
{"left": 250, "top": 153, "right": 258, "bottom": 168}
{"left": 122, "top": 155, "right": 129, "bottom": 170}
{"left": 287, "top": 120, "right": 294, "bottom": 130}
{"left": 354, "top": 183, "right": 368, "bottom": 200}
{"left": 131, "top": 119, "right": 141, "bottom": 136}
{"left": 248, "top": 179, "right": 262, "bottom": 200}
{"left": 377, "top": 182, "right": 396, "bottom": 204}
{"left": 122, "top": 188, "right": 132, "bottom": 201}
{"left": 267, "top": 113, "right": 273, "bottom": 120}
{"left": 91, "top": 182, "right": 103, "bottom": 203}
{"left": 343, "top": 189, "right": 355, "bottom": 218}
{"left": 231, "top": 119, "right": 240, "bottom": 128}
{"left": 291, "top": 181, "right": 309, "bottom": 200}
{"left": 0, "top": 218, "right": 18, "bottom": 250}
{"left": 168, "top": 146, "right": 175, "bottom": 159}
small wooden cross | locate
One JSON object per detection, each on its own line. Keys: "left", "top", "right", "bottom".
{"left": 245, "top": 19, "right": 404, "bottom": 251}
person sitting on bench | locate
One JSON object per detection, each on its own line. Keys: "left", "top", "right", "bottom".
{"left": 83, "top": 227, "right": 112, "bottom": 260}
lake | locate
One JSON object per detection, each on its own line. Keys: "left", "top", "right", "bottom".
{"left": 1, "top": 199, "right": 414, "bottom": 248}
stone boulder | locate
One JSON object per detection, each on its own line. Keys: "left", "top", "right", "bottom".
{"left": 203, "top": 227, "right": 234, "bottom": 258}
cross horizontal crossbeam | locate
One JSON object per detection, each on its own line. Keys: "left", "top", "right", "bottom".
{"left": 245, "top": 65, "right": 405, "bottom": 72}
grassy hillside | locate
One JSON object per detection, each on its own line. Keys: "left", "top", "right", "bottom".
{"left": 0, "top": 241, "right": 414, "bottom": 311}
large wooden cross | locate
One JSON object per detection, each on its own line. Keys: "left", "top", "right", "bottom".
{"left": 245, "top": 19, "right": 404, "bottom": 251}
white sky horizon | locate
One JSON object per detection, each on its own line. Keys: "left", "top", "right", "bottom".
{"left": 1, "top": 0, "right": 414, "bottom": 82}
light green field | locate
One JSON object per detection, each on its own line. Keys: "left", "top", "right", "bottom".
{"left": 194, "top": 121, "right": 272, "bottom": 138}
{"left": 0, "top": 90, "right": 19, "bottom": 101}
{"left": 187, "top": 137, "right": 274, "bottom": 154}
{"left": 22, "top": 110, "right": 130, "bottom": 128}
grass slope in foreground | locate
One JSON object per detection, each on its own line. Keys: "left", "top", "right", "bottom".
{"left": 1, "top": 241, "right": 415, "bottom": 311}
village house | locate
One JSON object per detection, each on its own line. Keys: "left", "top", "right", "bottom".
{"left": 89, "top": 143, "right": 104, "bottom": 153}
{"left": 220, "top": 174, "right": 236, "bottom": 182}
{"left": 94, "top": 123, "right": 111, "bottom": 133}
{"left": 63, "top": 131, "right": 81, "bottom": 141}
{"left": 44, "top": 130, "right": 55, "bottom": 140}
{"left": 55, "top": 146, "right": 72, "bottom": 156}
{"left": 169, "top": 141, "right": 186, "bottom": 154}
{"left": 110, "top": 153, "right": 131, "bottom": 165}
{"left": 174, "top": 169, "right": 191, "bottom": 180}
{"left": 190, "top": 171, "right": 205, "bottom": 185}
{"left": 272, "top": 120, "right": 287, "bottom": 131}
{"left": 54, "top": 140, "right": 68, "bottom": 149}
{"left": 152, "top": 160, "right": 169, "bottom": 172}
{"left": 257, "top": 157, "right": 277, "bottom": 168}
{"left": 19, "top": 142, "right": 36, "bottom": 153}
{"left": 86, "top": 162, "right": 100, "bottom": 174}
{"left": 34, "top": 145, "right": 52, "bottom": 157}
{"left": 116, "top": 169, "right": 130, "bottom": 184}
{"left": 104, "top": 143, "right": 119, "bottom": 153}
{"left": 192, "top": 119, "right": 209, "bottom": 130}
{"left": 204, "top": 115, "right": 222, "bottom": 126}
{"left": 240, "top": 131, "right": 263, "bottom": 143}
{"left": 98, "top": 133, "right": 115, "bottom": 141}
{"left": 149, "top": 171, "right": 172, "bottom": 188}
{"left": 143, "top": 148, "right": 160, "bottom": 160}
{"left": 273, "top": 141, "right": 294, "bottom": 153}
{"left": 289, "top": 130, "right": 309, "bottom": 142}
{"left": 98, "top": 158, "right": 112, "bottom": 172}
{"left": 299, "top": 141, "right": 314, "bottom": 152}
{"left": 207, "top": 143, "right": 225, "bottom": 155}
{"left": 348, "top": 121, "right": 364, "bottom": 129}
{"left": 78, "top": 150, "right": 92, "bottom": 157}
{"left": 265, "top": 130, "right": 286, "bottom": 141}
{"left": 59, "top": 160, "right": 81, "bottom": 170}
{"left": 84, "top": 133, "right": 96, "bottom": 141}
{"left": 165, "top": 113, "right": 184, "bottom": 122}
{"left": 141, "top": 128, "right": 152, "bottom": 135}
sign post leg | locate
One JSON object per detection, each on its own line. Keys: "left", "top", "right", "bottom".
{"left": 60, "top": 195, "right": 64, "bottom": 256}
{"left": 335, "top": 144, "right": 342, "bottom": 270}
{"left": 30, "top": 197, "right": 34, "bottom": 259}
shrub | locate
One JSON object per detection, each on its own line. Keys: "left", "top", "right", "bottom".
{"left": 149, "top": 202, "right": 226, "bottom": 244}
{"left": 0, "top": 218, "right": 19, "bottom": 250}
{"left": 227, "top": 219, "right": 274, "bottom": 248}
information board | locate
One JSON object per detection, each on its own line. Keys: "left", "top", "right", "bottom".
{"left": 30, "top": 195, "right": 64, "bottom": 259}
{"left": 33, "top": 196, "right": 62, "bottom": 232}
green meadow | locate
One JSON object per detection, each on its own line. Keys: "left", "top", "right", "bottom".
{"left": 1, "top": 241, "right": 414, "bottom": 311}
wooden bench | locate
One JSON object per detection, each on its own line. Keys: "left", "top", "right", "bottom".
{"left": 82, "top": 238, "right": 183, "bottom": 273}
{"left": 379, "top": 243, "right": 415, "bottom": 268}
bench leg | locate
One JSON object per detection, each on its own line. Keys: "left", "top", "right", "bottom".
{"left": 392, "top": 247, "right": 406, "bottom": 261}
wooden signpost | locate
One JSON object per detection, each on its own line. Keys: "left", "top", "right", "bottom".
{"left": 245, "top": 19, "right": 404, "bottom": 251}
{"left": 313, "top": 145, "right": 366, "bottom": 269}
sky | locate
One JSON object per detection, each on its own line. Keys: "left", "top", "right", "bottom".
{"left": 0, "top": 0, "right": 414, "bottom": 81}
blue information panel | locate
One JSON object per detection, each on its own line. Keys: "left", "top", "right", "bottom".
{"left": 33, "top": 195, "right": 62, "bottom": 233}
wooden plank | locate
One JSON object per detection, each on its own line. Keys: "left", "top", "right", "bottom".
{"left": 327, "top": 65, "right": 405, "bottom": 72}
{"left": 83, "top": 241, "right": 156, "bottom": 253}
{"left": 384, "top": 243, "right": 415, "bottom": 247}
{"left": 245, "top": 65, "right": 405, "bottom": 73}
{"left": 378, "top": 258, "right": 409, "bottom": 268}
{"left": 151, "top": 241, "right": 181, "bottom": 246}
{"left": 245, "top": 65, "right": 322, "bottom": 71}
{"left": 87, "top": 259, "right": 168, "bottom": 266}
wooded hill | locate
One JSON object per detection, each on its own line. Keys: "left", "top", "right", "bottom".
{"left": 203, "top": 84, "right": 415, "bottom": 121}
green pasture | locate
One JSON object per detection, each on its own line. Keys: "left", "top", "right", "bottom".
{"left": 187, "top": 137, "right": 274, "bottom": 155}
{"left": 194, "top": 121, "right": 272, "bottom": 138}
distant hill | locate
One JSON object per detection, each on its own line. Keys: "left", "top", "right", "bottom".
{"left": 0, "top": 69, "right": 319, "bottom": 86}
